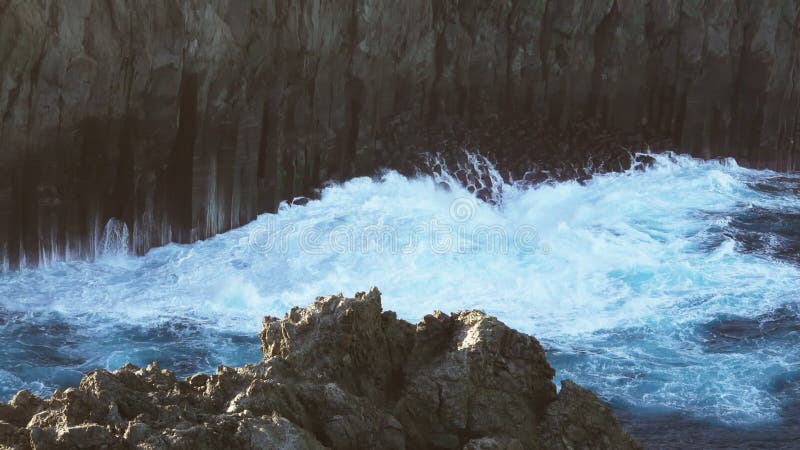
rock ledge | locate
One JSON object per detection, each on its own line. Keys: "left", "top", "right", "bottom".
{"left": 0, "top": 288, "right": 639, "bottom": 449}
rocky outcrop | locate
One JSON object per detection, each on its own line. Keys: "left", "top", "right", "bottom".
{"left": 2, "top": 0, "right": 800, "bottom": 268}
{"left": 0, "top": 287, "right": 639, "bottom": 449}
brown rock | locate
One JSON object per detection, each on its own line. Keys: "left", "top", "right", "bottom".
{"left": 0, "top": 288, "right": 638, "bottom": 449}
{"left": 540, "top": 380, "right": 641, "bottom": 450}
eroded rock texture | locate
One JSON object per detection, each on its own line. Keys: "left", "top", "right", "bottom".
{"left": 2, "top": 0, "right": 799, "bottom": 267}
{"left": 0, "top": 287, "right": 639, "bottom": 449}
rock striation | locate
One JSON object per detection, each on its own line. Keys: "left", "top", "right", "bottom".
{"left": 2, "top": 0, "right": 800, "bottom": 268}
{"left": 0, "top": 287, "right": 639, "bottom": 449}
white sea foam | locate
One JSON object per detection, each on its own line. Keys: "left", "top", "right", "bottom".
{"left": 1, "top": 152, "right": 799, "bottom": 425}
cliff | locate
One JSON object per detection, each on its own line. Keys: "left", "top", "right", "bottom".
{"left": 0, "top": 287, "right": 639, "bottom": 449}
{"left": 2, "top": 0, "right": 799, "bottom": 267}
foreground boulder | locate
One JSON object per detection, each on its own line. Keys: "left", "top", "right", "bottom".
{"left": 0, "top": 288, "right": 638, "bottom": 449}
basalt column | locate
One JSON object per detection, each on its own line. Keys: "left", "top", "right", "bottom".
{"left": 2, "top": 0, "right": 799, "bottom": 268}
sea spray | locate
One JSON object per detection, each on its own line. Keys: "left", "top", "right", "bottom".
{"left": 98, "top": 218, "right": 131, "bottom": 259}
{"left": 0, "top": 152, "right": 799, "bottom": 428}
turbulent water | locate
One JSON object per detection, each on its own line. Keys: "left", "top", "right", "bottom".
{"left": 1, "top": 152, "right": 800, "bottom": 446}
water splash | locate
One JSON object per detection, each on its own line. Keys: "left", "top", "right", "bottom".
{"left": 1, "top": 152, "right": 799, "bottom": 430}
{"left": 0, "top": 244, "right": 7, "bottom": 273}
{"left": 422, "top": 151, "right": 505, "bottom": 203}
{"left": 98, "top": 218, "right": 130, "bottom": 259}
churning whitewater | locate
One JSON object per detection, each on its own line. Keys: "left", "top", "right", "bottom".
{"left": 1, "top": 152, "right": 799, "bottom": 429}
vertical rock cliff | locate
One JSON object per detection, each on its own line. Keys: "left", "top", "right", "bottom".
{"left": 2, "top": 0, "right": 799, "bottom": 268}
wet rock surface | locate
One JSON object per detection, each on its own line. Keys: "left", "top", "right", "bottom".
{"left": 0, "top": 288, "right": 638, "bottom": 449}
{"left": 2, "top": 0, "right": 800, "bottom": 268}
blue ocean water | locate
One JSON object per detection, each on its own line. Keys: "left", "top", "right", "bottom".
{"left": 1, "top": 152, "right": 799, "bottom": 446}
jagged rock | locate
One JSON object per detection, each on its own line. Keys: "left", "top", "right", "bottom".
{"left": 0, "top": 390, "right": 44, "bottom": 428}
{"left": 462, "top": 437, "right": 524, "bottom": 450}
{"left": 56, "top": 424, "right": 116, "bottom": 449}
{"left": 260, "top": 288, "right": 415, "bottom": 404}
{"left": 541, "top": 380, "right": 640, "bottom": 450}
{"left": 0, "top": 421, "right": 27, "bottom": 449}
{"left": 0, "top": 288, "right": 639, "bottom": 449}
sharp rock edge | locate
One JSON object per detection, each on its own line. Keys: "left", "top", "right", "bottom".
{"left": 0, "top": 287, "right": 638, "bottom": 450}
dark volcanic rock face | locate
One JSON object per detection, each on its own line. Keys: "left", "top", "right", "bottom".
{"left": 0, "top": 288, "right": 639, "bottom": 449}
{"left": 2, "top": 0, "right": 800, "bottom": 267}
